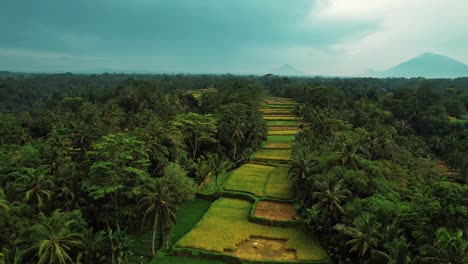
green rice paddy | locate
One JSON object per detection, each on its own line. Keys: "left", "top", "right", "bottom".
{"left": 266, "top": 120, "right": 300, "bottom": 127}
{"left": 224, "top": 163, "right": 274, "bottom": 196}
{"left": 265, "top": 166, "right": 295, "bottom": 199}
{"left": 176, "top": 198, "right": 327, "bottom": 261}
{"left": 166, "top": 97, "right": 327, "bottom": 263}
{"left": 252, "top": 149, "right": 292, "bottom": 162}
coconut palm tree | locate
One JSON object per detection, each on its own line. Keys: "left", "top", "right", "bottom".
{"left": 312, "top": 175, "right": 351, "bottom": 228}
{"left": 340, "top": 214, "right": 383, "bottom": 258}
{"left": 385, "top": 236, "right": 412, "bottom": 264}
{"left": 26, "top": 210, "right": 83, "bottom": 264}
{"left": 419, "top": 227, "right": 467, "bottom": 263}
{"left": 78, "top": 228, "right": 107, "bottom": 264}
{"left": 138, "top": 180, "right": 176, "bottom": 255}
{"left": 207, "top": 153, "right": 232, "bottom": 191}
{"left": 13, "top": 167, "right": 54, "bottom": 212}
{"left": 0, "top": 188, "right": 9, "bottom": 212}
{"left": 290, "top": 142, "right": 316, "bottom": 204}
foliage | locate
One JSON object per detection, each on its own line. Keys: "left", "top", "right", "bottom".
{"left": 26, "top": 210, "right": 84, "bottom": 264}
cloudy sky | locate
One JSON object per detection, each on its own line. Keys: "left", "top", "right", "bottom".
{"left": 1, "top": 0, "right": 467, "bottom": 75}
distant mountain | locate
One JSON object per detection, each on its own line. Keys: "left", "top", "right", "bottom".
{"left": 370, "top": 53, "right": 468, "bottom": 78}
{"left": 273, "top": 64, "right": 303, "bottom": 76}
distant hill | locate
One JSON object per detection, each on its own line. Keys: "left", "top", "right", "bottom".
{"left": 370, "top": 53, "right": 468, "bottom": 78}
{"left": 272, "top": 64, "right": 303, "bottom": 76}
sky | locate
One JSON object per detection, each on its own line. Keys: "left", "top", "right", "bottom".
{"left": 1, "top": 0, "right": 468, "bottom": 76}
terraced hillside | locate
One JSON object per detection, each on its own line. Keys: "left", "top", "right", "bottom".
{"left": 173, "top": 97, "right": 328, "bottom": 263}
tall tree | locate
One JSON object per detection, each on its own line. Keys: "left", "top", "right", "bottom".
{"left": 13, "top": 166, "right": 54, "bottom": 212}
{"left": 138, "top": 179, "right": 176, "bottom": 256}
{"left": 313, "top": 175, "right": 351, "bottom": 228}
{"left": 170, "top": 113, "right": 217, "bottom": 160}
{"left": 339, "top": 214, "right": 383, "bottom": 258}
{"left": 26, "top": 210, "right": 83, "bottom": 264}
{"left": 85, "top": 133, "right": 150, "bottom": 224}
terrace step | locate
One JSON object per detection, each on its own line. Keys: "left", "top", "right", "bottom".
{"left": 266, "top": 121, "right": 300, "bottom": 127}
{"left": 261, "top": 141, "right": 294, "bottom": 149}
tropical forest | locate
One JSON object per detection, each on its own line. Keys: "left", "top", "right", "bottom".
{"left": 0, "top": 74, "right": 466, "bottom": 264}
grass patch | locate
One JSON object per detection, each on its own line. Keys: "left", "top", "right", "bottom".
{"left": 266, "top": 135, "right": 295, "bottom": 142}
{"left": 265, "top": 99, "right": 296, "bottom": 105}
{"left": 198, "top": 172, "right": 231, "bottom": 195}
{"left": 224, "top": 163, "right": 274, "bottom": 196}
{"left": 266, "top": 120, "right": 300, "bottom": 127}
{"left": 176, "top": 198, "right": 327, "bottom": 261}
{"left": 449, "top": 116, "right": 468, "bottom": 124}
{"left": 149, "top": 252, "right": 226, "bottom": 264}
{"left": 260, "top": 109, "right": 293, "bottom": 115}
{"left": 263, "top": 115, "right": 298, "bottom": 121}
{"left": 268, "top": 130, "right": 299, "bottom": 135}
{"left": 262, "top": 141, "right": 294, "bottom": 149}
{"left": 265, "top": 167, "right": 295, "bottom": 199}
{"left": 131, "top": 198, "right": 213, "bottom": 262}
{"left": 261, "top": 104, "right": 296, "bottom": 109}
{"left": 252, "top": 149, "right": 292, "bottom": 162}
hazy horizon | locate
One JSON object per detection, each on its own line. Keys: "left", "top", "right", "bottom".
{"left": 2, "top": 0, "right": 468, "bottom": 75}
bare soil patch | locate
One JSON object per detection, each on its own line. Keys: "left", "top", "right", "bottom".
{"left": 197, "top": 173, "right": 212, "bottom": 190}
{"left": 254, "top": 201, "right": 299, "bottom": 221}
{"left": 226, "top": 236, "right": 297, "bottom": 261}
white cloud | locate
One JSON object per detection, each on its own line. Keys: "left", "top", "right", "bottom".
{"left": 299, "top": 0, "right": 468, "bottom": 75}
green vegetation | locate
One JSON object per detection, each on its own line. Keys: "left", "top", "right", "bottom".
{"left": 224, "top": 163, "right": 274, "bottom": 196}
{"left": 263, "top": 115, "right": 298, "bottom": 120}
{"left": 0, "top": 76, "right": 268, "bottom": 263}
{"left": 252, "top": 149, "right": 292, "bottom": 162}
{"left": 176, "top": 198, "right": 327, "bottom": 261}
{"left": 149, "top": 254, "right": 226, "bottom": 264}
{"left": 268, "top": 129, "right": 298, "bottom": 135}
{"left": 271, "top": 79, "right": 468, "bottom": 263}
{"left": 261, "top": 104, "right": 296, "bottom": 109}
{"left": 260, "top": 109, "right": 293, "bottom": 115}
{"left": 262, "top": 141, "right": 294, "bottom": 149}
{"left": 265, "top": 166, "right": 295, "bottom": 199}
{"left": 131, "top": 198, "right": 213, "bottom": 262}
{"left": 266, "top": 135, "right": 296, "bottom": 142}
{"left": 198, "top": 172, "right": 231, "bottom": 195}
{"left": 266, "top": 120, "right": 300, "bottom": 127}
{"left": 1, "top": 73, "right": 467, "bottom": 263}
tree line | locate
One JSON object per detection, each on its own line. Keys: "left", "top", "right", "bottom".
{"left": 0, "top": 76, "right": 266, "bottom": 263}
{"left": 273, "top": 80, "right": 467, "bottom": 263}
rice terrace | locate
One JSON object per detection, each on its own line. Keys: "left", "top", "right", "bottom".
{"left": 173, "top": 96, "right": 329, "bottom": 263}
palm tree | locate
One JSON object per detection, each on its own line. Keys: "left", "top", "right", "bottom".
{"left": 339, "top": 214, "right": 383, "bottom": 258}
{"left": 26, "top": 210, "right": 83, "bottom": 264}
{"left": 1, "top": 245, "right": 24, "bottom": 264}
{"left": 0, "top": 188, "right": 9, "bottom": 212}
{"left": 290, "top": 143, "right": 315, "bottom": 181}
{"left": 290, "top": 142, "right": 316, "bottom": 203}
{"left": 78, "top": 228, "right": 107, "bottom": 264}
{"left": 385, "top": 236, "right": 412, "bottom": 264}
{"left": 13, "top": 167, "right": 54, "bottom": 212}
{"left": 138, "top": 180, "right": 176, "bottom": 255}
{"left": 230, "top": 120, "right": 245, "bottom": 163}
{"left": 312, "top": 175, "right": 351, "bottom": 228}
{"left": 107, "top": 225, "right": 132, "bottom": 264}
{"left": 419, "top": 227, "right": 467, "bottom": 263}
{"left": 338, "top": 141, "right": 362, "bottom": 168}
{"left": 207, "top": 153, "right": 232, "bottom": 191}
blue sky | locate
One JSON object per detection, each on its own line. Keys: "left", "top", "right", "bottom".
{"left": 1, "top": 0, "right": 467, "bottom": 75}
